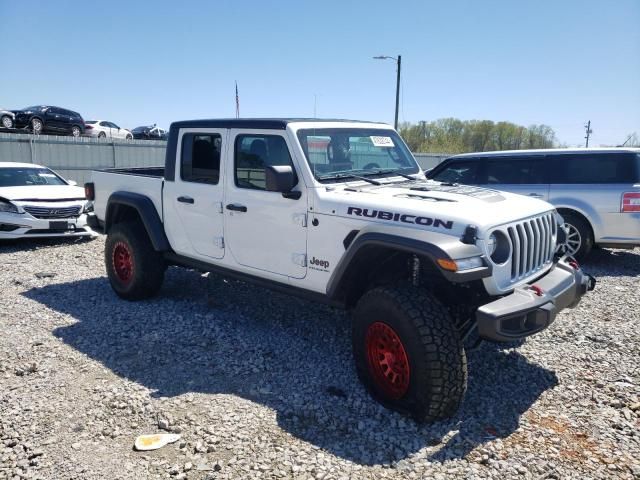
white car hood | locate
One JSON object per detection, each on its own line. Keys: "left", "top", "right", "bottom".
{"left": 316, "top": 180, "right": 554, "bottom": 236}
{"left": 0, "top": 185, "right": 86, "bottom": 201}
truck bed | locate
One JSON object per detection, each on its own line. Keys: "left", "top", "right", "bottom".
{"left": 91, "top": 167, "right": 165, "bottom": 224}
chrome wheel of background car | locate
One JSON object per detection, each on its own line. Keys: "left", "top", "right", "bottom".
{"left": 1, "top": 115, "right": 13, "bottom": 129}
{"left": 31, "top": 118, "right": 43, "bottom": 134}
{"left": 126, "top": 134, "right": 133, "bottom": 140}
{"left": 558, "top": 222, "right": 581, "bottom": 256}
{"left": 71, "top": 126, "right": 81, "bottom": 137}
{"left": 98, "top": 132, "right": 106, "bottom": 139}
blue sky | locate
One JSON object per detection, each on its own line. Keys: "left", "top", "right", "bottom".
{"left": 1, "top": 0, "right": 638, "bottom": 147}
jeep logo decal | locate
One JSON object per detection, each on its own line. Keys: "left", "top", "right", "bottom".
{"left": 347, "top": 207, "right": 453, "bottom": 230}
{"left": 309, "top": 256, "right": 330, "bottom": 271}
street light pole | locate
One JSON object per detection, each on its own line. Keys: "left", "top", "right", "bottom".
{"left": 394, "top": 55, "right": 401, "bottom": 130}
{"left": 373, "top": 54, "right": 402, "bottom": 130}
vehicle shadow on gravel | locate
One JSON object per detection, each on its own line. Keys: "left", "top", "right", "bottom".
{"left": 581, "top": 247, "right": 640, "bottom": 277}
{"left": 24, "top": 268, "right": 558, "bottom": 466}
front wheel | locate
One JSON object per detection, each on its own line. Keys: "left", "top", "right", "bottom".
{"left": 1, "top": 115, "right": 13, "bottom": 129}
{"left": 105, "top": 222, "right": 165, "bottom": 300}
{"left": 558, "top": 213, "right": 593, "bottom": 260}
{"left": 352, "top": 286, "right": 467, "bottom": 422}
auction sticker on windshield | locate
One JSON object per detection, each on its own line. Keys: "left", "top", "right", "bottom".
{"left": 370, "top": 136, "right": 394, "bottom": 147}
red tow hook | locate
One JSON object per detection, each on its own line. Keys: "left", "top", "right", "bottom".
{"left": 568, "top": 260, "right": 580, "bottom": 270}
{"left": 529, "top": 285, "right": 544, "bottom": 297}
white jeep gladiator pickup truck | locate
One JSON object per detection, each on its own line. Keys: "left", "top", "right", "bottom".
{"left": 86, "top": 119, "right": 595, "bottom": 421}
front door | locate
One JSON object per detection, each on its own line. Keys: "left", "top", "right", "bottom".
{"left": 485, "top": 156, "right": 550, "bottom": 201}
{"left": 163, "top": 128, "right": 227, "bottom": 259}
{"left": 224, "top": 130, "right": 308, "bottom": 279}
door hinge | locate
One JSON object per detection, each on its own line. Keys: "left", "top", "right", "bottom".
{"left": 214, "top": 237, "right": 225, "bottom": 249}
{"left": 293, "top": 213, "right": 307, "bottom": 227}
{"left": 292, "top": 253, "right": 307, "bottom": 267}
{"left": 216, "top": 202, "right": 223, "bottom": 214}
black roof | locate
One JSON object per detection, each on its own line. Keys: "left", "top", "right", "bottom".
{"left": 168, "top": 118, "right": 385, "bottom": 130}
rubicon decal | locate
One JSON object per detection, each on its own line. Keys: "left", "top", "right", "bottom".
{"left": 347, "top": 207, "right": 453, "bottom": 230}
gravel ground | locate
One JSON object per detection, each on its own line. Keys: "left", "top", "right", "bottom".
{"left": 0, "top": 236, "right": 639, "bottom": 480}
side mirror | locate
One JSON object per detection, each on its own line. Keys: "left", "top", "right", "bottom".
{"left": 67, "top": 180, "right": 78, "bottom": 186}
{"left": 265, "top": 165, "right": 297, "bottom": 195}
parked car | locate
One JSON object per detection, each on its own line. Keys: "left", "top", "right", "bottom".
{"left": 11, "top": 106, "right": 85, "bottom": 137}
{"left": 85, "top": 120, "right": 133, "bottom": 140}
{"left": 0, "top": 162, "right": 96, "bottom": 240}
{"left": 1, "top": 109, "right": 15, "bottom": 129}
{"left": 86, "top": 118, "right": 594, "bottom": 422}
{"left": 426, "top": 148, "right": 640, "bottom": 259}
{"left": 131, "top": 125, "right": 168, "bottom": 140}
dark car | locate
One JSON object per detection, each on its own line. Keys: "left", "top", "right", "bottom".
{"left": 11, "top": 106, "right": 86, "bottom": 137}
{"left": 131, "top": 125, "right": 168, "bottom": 140}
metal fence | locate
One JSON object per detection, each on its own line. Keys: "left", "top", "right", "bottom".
{"left": 0, "top": 132, "right": 449, "bottom": 184}
{"left": 0, "top": 133, "right": 167, "bottom": 184}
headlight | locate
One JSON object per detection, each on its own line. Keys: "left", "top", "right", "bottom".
{"left": 487, "top": 232, "right": 498, "bottom": 256}
{"left": 488, "top": 230, "right": 511, "bottom": 264}
{"left": 0, "top": 200, "right": 19, "bottom": 214}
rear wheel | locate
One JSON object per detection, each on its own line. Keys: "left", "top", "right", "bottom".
{"left": 71, "top": 125, "right": 81, "bottom": 137}
{"left": 352, "top": 286, "right": 467, "bottom": 422}
{"left": 105, "top": 222, "right": 165, "bottom": 300}
{"left": 558, "top": 212, "right": 593, "bottom": 260}
{"left": 31, "top": 118, "right": 43, "bottom": 135}
{"left": 98, "top": 131, "right": 106, "bottom": 139}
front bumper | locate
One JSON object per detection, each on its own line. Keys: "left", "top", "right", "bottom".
{"left": 476, "top": 257, "right": 596, "bottom": 342}
{"left": 0, "top": 212, "right": 97, "bottom": 239}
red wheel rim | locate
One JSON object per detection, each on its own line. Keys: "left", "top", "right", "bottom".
{"left": 365, "top": 322, "right": 410, "bottom": 399}
{"left": 112, "top": 241, "right": 134, "bottom": 283}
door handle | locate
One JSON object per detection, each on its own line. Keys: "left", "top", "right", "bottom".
{"left": 226, "top": 203, "right": 247, "bottom": 212}
{"left": 528, "top": 193, "right": 543, "bottom": 198}
{"left": 177, "top": 196, "right": 194, "bottom": 204}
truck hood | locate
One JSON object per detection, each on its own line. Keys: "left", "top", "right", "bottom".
{"left": 316, "top": 180, "right": 554, "bottom": 237}
{"left": 0, "top": 185, "right": 86, "bottom": 202}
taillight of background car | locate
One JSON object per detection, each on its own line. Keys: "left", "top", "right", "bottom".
{"left": 621, "top": 192, "right": 640, "bottom": 212}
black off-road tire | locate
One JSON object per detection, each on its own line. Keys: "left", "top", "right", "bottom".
{"left": 559, "top": 212, "right": 593, "bottom": 261}
{"left": 105, "top": 222, "right": 165, "bottom": 300}
{"left": 352, "top": 286, "right": 467, "bottom": 422}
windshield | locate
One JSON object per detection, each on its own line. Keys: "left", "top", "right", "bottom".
{"left": 23, "top": 106, "right": 45, "bottom": 111}
{"left": 296, "top": 128, "right": 420, "bottom": 182}
{"left": 86, "top": 120, "right": 97, "bottom": 124}
{"left": 0, "top": 167, "right": 67, "bottom": 187}
{"left": 133, "top": 126, "right": 150, "bottom": 132}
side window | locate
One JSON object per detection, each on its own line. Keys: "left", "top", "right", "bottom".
{"left": 431, "top": 160, "right": 480, "bottom": 184}
{"left": 486, "top": 157, "right": 545, "bottom": 184}
{"left": 549, "top": 153, "right": 636, "bottom": 184}
{"left": 235, "top": 134, "right": 295, "bottom": 190}
{"left": 181, "top": 133, "right": 222, "bottom": 185}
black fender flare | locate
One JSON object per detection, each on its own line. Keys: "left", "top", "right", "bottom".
{"left": 105, "top": 191, "right": 170, "bottom": 252}
{"left": 326, "top": 232, "right": 490, "bottom": 302}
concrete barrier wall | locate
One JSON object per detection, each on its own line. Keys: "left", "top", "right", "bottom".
{"left": 0, "top": 132, "right": 449, "bottom": 184}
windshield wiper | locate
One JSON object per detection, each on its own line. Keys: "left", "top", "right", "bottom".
{"left": 317, "top": 172, "right": 382, "bottom": 185}
{"left": 367, "top": 168, "right": 419, "bottom": 181}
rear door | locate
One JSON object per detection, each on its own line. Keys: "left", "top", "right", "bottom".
{"left": 485, "top": 155, "right": 549, "bottom": 200}
{"left": 163, "top": 128, "right": 227, "bottom": 259}
{"left": 44, "top": 107, "right": 63, "bottom": 131}
{"left": 548, "top": 152, "right": 640, "bottom": 242}
{"left": 224, "top": 130, "right": 308, "bottom": 279}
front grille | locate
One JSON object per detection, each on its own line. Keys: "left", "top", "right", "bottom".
{"left": 506, "top": 212, "right": 556, "bottom": 281}
{"left": 23, "top": 205, "right": 82, "bottom": 219}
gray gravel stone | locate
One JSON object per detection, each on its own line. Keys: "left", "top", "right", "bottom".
{"left": 0, "top": 238, "right": 638, "bottom": 479}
